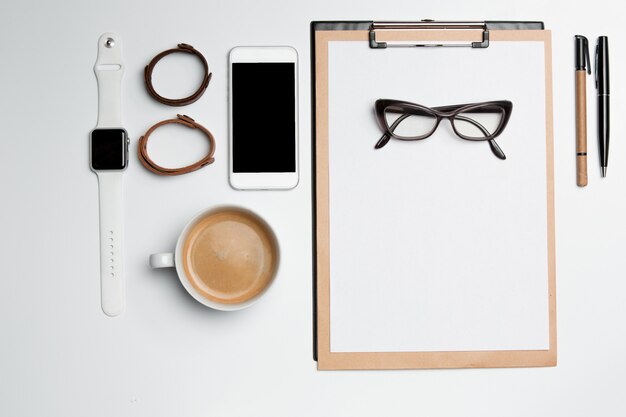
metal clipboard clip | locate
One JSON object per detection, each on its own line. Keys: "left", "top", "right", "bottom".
{"left": 369, "top": 20, "right": 490, "bottom": 49}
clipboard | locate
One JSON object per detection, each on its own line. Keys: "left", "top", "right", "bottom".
{"left": 312, "top": 20, "right": 556, "bottom": 370}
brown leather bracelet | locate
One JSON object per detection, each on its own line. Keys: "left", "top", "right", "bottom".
{"left": 144, "top": 43, "right": 212, "bottom": 106}
{"left": 138, "top": 114, "right": 216, "bottom": 176}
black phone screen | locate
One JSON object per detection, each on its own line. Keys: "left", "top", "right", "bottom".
{"left": 232, "top": 62, "right": 296, "bottom": 173}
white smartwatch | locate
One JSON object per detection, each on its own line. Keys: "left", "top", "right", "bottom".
{"left": 90, "top": 33, "right": 129, "bottom": 317}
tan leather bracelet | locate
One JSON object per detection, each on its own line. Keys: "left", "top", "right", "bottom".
{"left": 138, "top": 114, "right": 215, "bottom": 176}
{"left": 144, "top": 43, "right": 212, "bottom": 106}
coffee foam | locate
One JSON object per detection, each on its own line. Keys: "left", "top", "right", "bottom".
{"left": 182, "top": 209, "right": 278, "bottom": 304}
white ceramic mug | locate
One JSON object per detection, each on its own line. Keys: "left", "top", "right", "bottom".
{"left": 150, "top": 206, "right": 280, "bottom": 311}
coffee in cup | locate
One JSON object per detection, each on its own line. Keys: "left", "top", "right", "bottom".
{"left": 150, "top": 207, "right": 279, "bottom": 310}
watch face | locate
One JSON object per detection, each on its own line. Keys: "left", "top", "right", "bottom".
{"left": 91, "top": 129, "right": 128, "bottom": 170}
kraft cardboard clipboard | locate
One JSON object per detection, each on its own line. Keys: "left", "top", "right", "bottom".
{"left": 312, "top": 21, "right": 556, "bottom": 370}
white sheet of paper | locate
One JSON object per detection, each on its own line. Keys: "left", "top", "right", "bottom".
{"left": 328, "top": 40, "right": 550, "bottom": 352}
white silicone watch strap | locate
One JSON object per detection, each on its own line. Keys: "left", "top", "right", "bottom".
{"left": 97, "top": 172, "right": 125, "bottom": 316}
{"left": 94, "top": 32, "right": 126, "bottom": 316}
{"left": 94, "top": 33, "right": 124, "bottom": 128}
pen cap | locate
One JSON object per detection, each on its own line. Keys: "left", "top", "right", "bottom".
{"left": 596, "top": 36, "right": 610, "bottom": 93}
{"left": 575, "top": 35, "right": 590, "bottom": 73}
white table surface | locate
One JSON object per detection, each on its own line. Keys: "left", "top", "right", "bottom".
{"left": 1, "top": 1, "right": 625, "bottom": 416}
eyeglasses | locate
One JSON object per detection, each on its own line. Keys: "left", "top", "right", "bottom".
{"left": 374, "top": 99, "right": 513, "bottom": 160}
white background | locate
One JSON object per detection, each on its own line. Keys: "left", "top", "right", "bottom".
{"left": 1, "top": 0, "right": 625, "bottom": 416}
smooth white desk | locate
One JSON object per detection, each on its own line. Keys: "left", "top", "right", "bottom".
{"left": 1, "top": 1, "right": 625, "bottom": 416}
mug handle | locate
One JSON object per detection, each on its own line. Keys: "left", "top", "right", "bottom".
{"left": 150, "top": 253, "right": 175, "bottom": 268}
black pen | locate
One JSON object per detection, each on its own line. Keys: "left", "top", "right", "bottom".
{"left": 595, "top": 36, "right": 610, "bottom": 177}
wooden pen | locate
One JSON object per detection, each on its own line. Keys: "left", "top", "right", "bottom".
{"left": 575, "top": 35, "right": 590, "bottom": 187}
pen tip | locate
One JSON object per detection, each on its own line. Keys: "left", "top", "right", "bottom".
{"left": 601, "top": 167, "right": 607, "bottom": 177}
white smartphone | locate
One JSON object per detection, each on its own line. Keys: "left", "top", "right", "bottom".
{"left": 228, "top": 46, "right": 299, "bottom": 190}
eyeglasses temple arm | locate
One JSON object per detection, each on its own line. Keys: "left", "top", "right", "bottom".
{"left": 454, "top": 115, "right": 506, "bottom": 160}
{"left": 487, "top": 138, "right": 506, "bottom": 160}
{"left": 375, "top": 113, "right": 411, "bottom": 149}
{"left": 375, "top": 133, "right": 391, "bottom": 149}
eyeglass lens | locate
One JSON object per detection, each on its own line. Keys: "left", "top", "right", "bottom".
{"left": 384, "top": 107, "right": 436, "bottom": 139}
{"left": 452, "top": 108, "right": 504, "bottom": 139}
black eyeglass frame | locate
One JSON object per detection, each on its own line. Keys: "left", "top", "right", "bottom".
{"left": 374, "top": 99, "right": 513, "bottom": 159}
